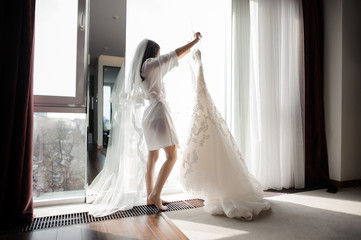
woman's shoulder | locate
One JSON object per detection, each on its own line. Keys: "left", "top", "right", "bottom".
{"left": 142, "top": 57, "right": 158, "bottom": 71}
{"left": 141, "top": 58, "right": 160, "bottom": 80}
{"left": 142, "top": 51, "right": 177, "bottom": 72}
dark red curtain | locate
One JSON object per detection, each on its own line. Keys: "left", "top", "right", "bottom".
{"left": 302, "top": 0, "right": 332, "bottom": 189}
{"left": 0, "top": 0, "right": 36, "bottom": 225}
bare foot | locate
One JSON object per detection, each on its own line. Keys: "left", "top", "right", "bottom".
{"left": 148, "top": 193, "right": 168, "bottom": 211}
{"left": 147, "top": 199, "right": 169, "bottom": 205}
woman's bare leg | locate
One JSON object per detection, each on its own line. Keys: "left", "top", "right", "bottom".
{"left": 146, "top": 150, "right": 159, "bottom": 204}
{"left": 148, "top": 145, "right": 177, "bottom": 211}
{"left": 145, "top": 150, "right": 170, "bottom": 205}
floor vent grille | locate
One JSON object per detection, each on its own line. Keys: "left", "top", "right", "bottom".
{"left": 2, "top": 199, "right": 204, "bottom": 233}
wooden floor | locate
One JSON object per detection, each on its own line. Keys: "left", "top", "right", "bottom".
{"left": 0, "top": 146, "right": 189, "bottom": 239}
{"left": 0, "top": 213, "right": 188, "bottom": 240}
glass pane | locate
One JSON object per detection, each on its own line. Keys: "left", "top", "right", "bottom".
{"left": 127, "top": 0, "right": 227, "bottom": 190}
{"left": 33, "top": 0, "right": 78, "bottom": 97}
{"left": 103, "top": 86, "right": 111, "bottom": 131}
{"left": 32, "top": 112, "right": 86, "bottom": 200}
{"left": 103, "top": 66, "right": 120, "bottom": 127}
{"left": 102, "top": 66, "right": 120, "bottom": 147}
{"left": 127, "top": 0, "right": 226, "bottom": 116}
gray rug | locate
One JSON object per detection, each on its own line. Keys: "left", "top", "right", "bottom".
{"left": 165, "top": 187, "right": 361, "bottom": 240}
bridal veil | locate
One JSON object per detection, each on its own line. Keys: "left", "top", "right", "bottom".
{"left": 86, "top": 40, "right": 149, "bottom": 217}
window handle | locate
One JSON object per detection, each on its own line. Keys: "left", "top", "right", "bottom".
{"left": 80, "top": 12, "right": 85, "bottom": 31}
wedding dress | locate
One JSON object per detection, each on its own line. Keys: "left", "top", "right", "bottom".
{"left": 181, "top": 50, "right": 271, "bottom": 220}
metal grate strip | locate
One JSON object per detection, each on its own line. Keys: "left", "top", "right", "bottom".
{"left": 0, "top": 198, "right": 204, "bottom": 233}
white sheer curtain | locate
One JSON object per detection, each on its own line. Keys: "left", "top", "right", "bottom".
{"left": 230, "top": 0, "right": 251, "bottom": 170}
{"left": 231, "top": 0, "right": 305, "bottom": 189}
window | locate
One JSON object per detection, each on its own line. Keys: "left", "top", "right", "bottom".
{"left": 103, "top": 86, "right": 111, "bottom": 131}
{"left": 32, "top": 0, "right": 88, "bottom": 204}
{"left": 127, "top": 0, "right": 229, "bottom": 191}
{"left": 32, "top": 113, "right": 86, "bottom": 200}
{"left": 102, "top": 66, "right": 120, "bottom": 147}
{"left": 33, "top": 0, "right": 88, "bottom": 113}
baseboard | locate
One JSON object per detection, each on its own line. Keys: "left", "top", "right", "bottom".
{"left": 330, "top": 179, "right": 361, "bottom": 188}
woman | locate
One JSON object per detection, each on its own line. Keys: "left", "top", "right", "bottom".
{"left": 139, "top": 32, "right": 202, "bottom": 211}
{"left": 87, "top": 33, "right": 201, "bottom": 217}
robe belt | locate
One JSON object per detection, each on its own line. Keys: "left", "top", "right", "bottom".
{"left": 147, "top": 96, "right": 165, "bottom": 105}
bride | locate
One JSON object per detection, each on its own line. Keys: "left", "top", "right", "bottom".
{"left": 87, "top": 33, "right": 201, "bottom": 216}
{"left": 87, "top": 34, "right": 270, "bottom": 219}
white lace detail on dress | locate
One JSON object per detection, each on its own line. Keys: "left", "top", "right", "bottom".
{"left": 183, "top": 50, "right": 243, "bottom": 176}
{"left": 181, "top": 50, "right": 270, "bottom": 220}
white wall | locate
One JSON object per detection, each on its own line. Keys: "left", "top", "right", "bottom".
{"left": 323, "top": 0, "right": 361, "bottom": 182}
{"left": 323, "top": 0, "right": 343, "bottom": 181}
{"left": 341, "top": 0, "right": 361, "bottom": 181}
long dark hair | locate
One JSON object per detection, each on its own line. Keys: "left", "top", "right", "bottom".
{"left": 141, "top": 40, "right": 160, "bottom": 80}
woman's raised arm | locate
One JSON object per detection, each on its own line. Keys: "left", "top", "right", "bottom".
{"left": 175, "top": 32, "right": 202, "bottom": 59}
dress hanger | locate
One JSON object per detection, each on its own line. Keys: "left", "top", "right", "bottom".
{"left": 190, "top": 22, "right": 202, "bottom": 51}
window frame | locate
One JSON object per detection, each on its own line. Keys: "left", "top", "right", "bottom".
{"left": 32, "top": 0, "right": 89, "bottom": 207}
{"left": 33, "top": 0, "right": 88, "bottom": 114}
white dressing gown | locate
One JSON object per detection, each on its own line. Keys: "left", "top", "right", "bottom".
{"left": 140, "top": 51, "right": 180, "bottom": 150}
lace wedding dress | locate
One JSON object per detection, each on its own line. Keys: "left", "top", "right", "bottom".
{"left": 181, "top": 50, "right": 271, "bottom": 220}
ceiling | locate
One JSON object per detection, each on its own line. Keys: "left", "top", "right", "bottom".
{"left": 88, "top": 0, "right": 126, "bottom": 71}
